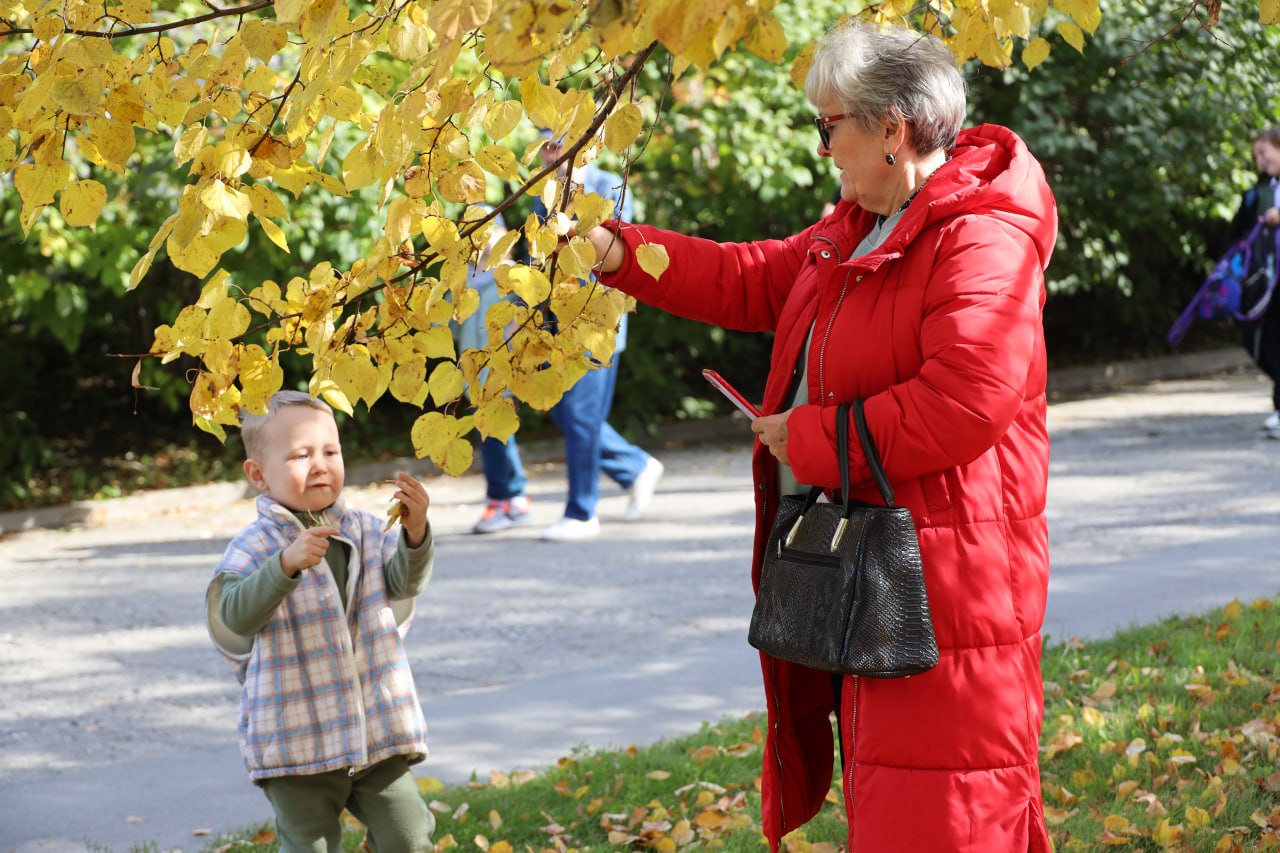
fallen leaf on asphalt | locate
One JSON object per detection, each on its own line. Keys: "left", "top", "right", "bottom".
{"left": 192, "top": 828, "right": 212, "bottom": 836}
{"left": 124, "top": 816, "right": 143, "bottom": 824}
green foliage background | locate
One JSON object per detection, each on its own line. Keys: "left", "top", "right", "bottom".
{"left": 2, "top": 0, "right": 1278, "bottom": 505}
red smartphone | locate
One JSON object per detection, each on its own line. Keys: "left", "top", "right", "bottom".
{"left": 702, "top": 369, "right": 761, "bottom": 419}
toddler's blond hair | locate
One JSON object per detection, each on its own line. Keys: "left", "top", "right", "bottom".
{"left": 239, "top": 391, "right": 333, "bottom": 459}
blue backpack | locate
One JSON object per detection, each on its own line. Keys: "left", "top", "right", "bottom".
{"left": 1168, "top": 221, "right": 1280, "bottom": 346}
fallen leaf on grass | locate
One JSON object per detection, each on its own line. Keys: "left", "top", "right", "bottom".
{"left": 689, "top": 745, "right": 719, "bottom": 763}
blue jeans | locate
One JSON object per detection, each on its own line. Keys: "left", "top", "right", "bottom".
{"left": 478, "top": 434, "right": 527, "bottom": 501}
{"left": 550, "top": 355, "right": 651, "bottom": 520}
{"left": 479, "top": 357, "right": 650, "bottom": 519}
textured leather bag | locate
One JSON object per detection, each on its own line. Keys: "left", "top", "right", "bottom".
{"left": 748, "top": 400, "right": 939, "bottom": 678}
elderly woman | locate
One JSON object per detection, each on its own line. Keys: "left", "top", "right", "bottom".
{"left": 585, "top": 20, "right": 1057, "bottom": 852}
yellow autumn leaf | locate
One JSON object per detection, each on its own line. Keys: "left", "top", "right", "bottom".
{"left": 428, "top": 0, "right": 494, "bottom": 41}
{"left": 475, "top": 144, "right": 519, "bottom": 179}
{"left": 428, "top": 362, "right": 465, "bottom": 406}
{"left": 483, "top": 100, "right": 523, "bottom": 140}
{"left": 274, "top": 0, "right": 306, "bottom": 25}
{"left": 437, "top": 161, "right": 488, "bottom": 203}
{"left": 201, "top": 181, "right": 252, "bottom": 221}
{"left": 53, "top": 69, "right": 104, "bottom": 116}
{"left": 322, "top": 86, "right": 363, "bottom": 123}
{"left": 15, "top": 160, "right": 72, "bottom": 210}
{"left": 603, "top": 103, "right": 644, "bottom": 153}
{"left": 475, "top": 396, "right": 518, "bottom": 442}
{"left": 59, "top": 179, "right": 108, "bottom": 227}
{"left": 256, "top": 217, "right": 290, "bottom": 252}
{"left": 497, "top": 266, "right": 552, "bottom": 306}
{"left": 557, "top": 237, "right": 600, "bottom": 280}
{"left": 205, "top": 296, "right": 252, "bottom": 340}
{"left": 1058, "top": 21, "right": 1085, "bottom": 52}
{"left": 309, "top": 377, "right": 353, "bottom": 416}
{"left": 744, "top": 11, "right": 787, "bottom": 62}
{"left": 238, "top": 345, "right": 283, "bottom": 413}
{"left": 1263, "top": 0, "right": 1280, "bottom": 24}
{"left": 570, "top": 192, "right": 620, "bottom": 235}
{"left": 0, "top": 136, "right": 15, "bottom": 173}
{"left": 342, "top": 142, "right": 378, "bottom": 192}
{"left": 1222, "top": 599, "right": 1243, "bottom": 620}
{"left": 241, "top": 19, "right": 288, "bottom": 60}
{"left": 636, "top": 243, "right": 670, "bottom": 281}
{"left": 389, "top": 359, "right": 430, "bottom": 406}
{"left": 1022, "top": 38, "right": 1050, "bottom": 70}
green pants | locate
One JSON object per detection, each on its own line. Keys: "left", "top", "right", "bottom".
{"left": 260, "top": 756, "right": 435, "bottom": 853}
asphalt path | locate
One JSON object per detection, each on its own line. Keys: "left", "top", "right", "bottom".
{"left": 2, "top": 373, "right": 1279, "bottom": 853}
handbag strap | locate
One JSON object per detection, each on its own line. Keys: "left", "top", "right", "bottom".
{"left": 853, "top": 399, "right": 895, "bottom": 507}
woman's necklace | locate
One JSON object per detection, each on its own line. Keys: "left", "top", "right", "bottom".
{"left": 875, "top": 163, "right": 943, "bottom": 228}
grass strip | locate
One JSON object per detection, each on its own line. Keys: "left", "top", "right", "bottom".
{"left": 206, "top": 595, "right": 1280, "bottom": 853}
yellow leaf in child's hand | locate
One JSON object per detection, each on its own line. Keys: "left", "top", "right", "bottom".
{"left": 385, "top": 500, "right": 405, "bottom": 531}
{"left": 636, "top": 243, "right": 669, "bottom": 281}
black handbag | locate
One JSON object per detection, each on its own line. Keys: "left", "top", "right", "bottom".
{"left": 748, "top": 400, "right": 939, "bottom": 678}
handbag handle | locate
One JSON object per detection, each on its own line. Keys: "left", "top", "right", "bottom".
{"left": 853, "top": 399, "right": 895, "bottom": 507}
{"left": 785, "top": 400, "right": 894, "bottom": 554}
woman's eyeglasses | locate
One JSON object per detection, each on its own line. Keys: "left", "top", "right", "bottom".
{"left": 815, "top": 112, "right": 854, "bottom": 149}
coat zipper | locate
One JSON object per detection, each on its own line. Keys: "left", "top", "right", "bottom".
{"left": 767, "top": 655, "right": 787, "bottom": 834}
{"left": 818, "top": 267, "right": 857, "bottom": 404}
{"left": 846, "top": 675, "right": 860, "bottom": 850}
{"left": 765, "top": 234, "right": 846, "bottom": 848}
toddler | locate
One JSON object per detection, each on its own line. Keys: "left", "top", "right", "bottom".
{"left": 206, "top": 390, "right": 435, "bottom": 852}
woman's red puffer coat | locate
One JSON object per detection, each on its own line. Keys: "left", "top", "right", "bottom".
{"left": 601, "top": 124, "right": 1057, "bottom": 852}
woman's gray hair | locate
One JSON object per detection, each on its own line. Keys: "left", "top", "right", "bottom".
{"left": 239, "top": 390, "right": 333, "bottom": 459}
{"left": 805, "top": 20, "right": 967, "bottom": 155}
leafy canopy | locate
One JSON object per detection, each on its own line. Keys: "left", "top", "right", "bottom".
{"left": 2, "top": 0, "right": 1270, "bottom": 471}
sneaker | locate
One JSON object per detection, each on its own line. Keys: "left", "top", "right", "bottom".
{"left": 473, "top": 500, "right": 513, "bottom": 534}
{"left": 623, "top": 457, "right": 665, "bottom": 521}
{"left": 506, "top": 495, "right": 534, "bottom": 526}
{"left": 539, "top": 516, "right": 600, "bottom": 541}
{"left": 1266, "top": 411, "right": 1280, "bottom": 431}
{"left": 473, "top": 497, "right": 535, "bottom": 534}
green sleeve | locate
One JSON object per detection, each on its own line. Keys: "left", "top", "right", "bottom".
{"left": 384, "top": 525, "right": 434, "bottom": 600}
{"left": 218, "top": 552, "right": 300, "bottom": 636}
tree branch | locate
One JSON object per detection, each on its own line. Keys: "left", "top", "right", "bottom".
{"left": 2, "top": 0, "right": 271, "bottom": 39}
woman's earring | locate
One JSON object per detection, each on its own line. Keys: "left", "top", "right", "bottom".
{"left": 885, "top": 153, "right": 896, "bottom": 166}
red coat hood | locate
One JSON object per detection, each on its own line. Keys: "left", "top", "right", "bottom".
{"left": 818, "top": 123, "right": 1057, "bottom": 274}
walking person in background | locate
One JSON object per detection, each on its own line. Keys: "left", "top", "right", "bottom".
{"left": 457, "top": 210, "right": 536, "bottom": 533}
{"left": 581, "top": 20, "right": 1057, "bottom": 851}
{"left": 1229, "top": 127, "right": 1280, "bottom": 436}
{"left": 472, "top": 129, "right": 662, "bottom": 541}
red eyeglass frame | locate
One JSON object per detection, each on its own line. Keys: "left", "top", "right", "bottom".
{"left": 814, "top": 112, "right": 855, "bottom": 148}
